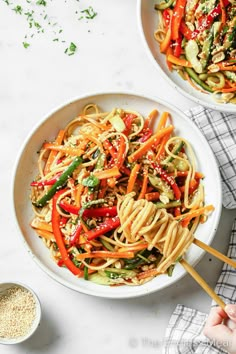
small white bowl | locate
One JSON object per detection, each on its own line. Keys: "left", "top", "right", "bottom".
{"left": 0, "top": 282, "right": 41, "bottom": 345}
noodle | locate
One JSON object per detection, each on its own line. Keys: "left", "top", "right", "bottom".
{"left": 30, "top": 104, "right": 214, "bottom": 286}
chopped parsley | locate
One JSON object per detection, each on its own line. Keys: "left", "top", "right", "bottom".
{"left": 36, "top": 0, "right": 47, "bottom": 5}
{"left": 23, "top": 42, "right": 30, "bottom": 48}
{"left": 13, "top": 5, "right": 23, "bottom": 14}
{"left": 81, "top": 6, "right": 97, "bottom": 20}
{"left": 64, "top": 42, "right": 77, "bottom": 56}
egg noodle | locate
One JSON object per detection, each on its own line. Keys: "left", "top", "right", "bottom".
{"left": 30, "top": 104, "right": 214, "bottom": 286}
{"left": 154, "top": 0, "right": 236, "bottom": 104}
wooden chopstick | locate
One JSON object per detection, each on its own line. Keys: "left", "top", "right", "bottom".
{"left": 193, "top": 238, "right": 236, "bottom": 269}
{"left": 180, "top": 259, "right": 226, "bottom": 309}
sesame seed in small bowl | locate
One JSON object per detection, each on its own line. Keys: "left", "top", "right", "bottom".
{"left": 0, "top": 282, "right": 41, "bottom": 345}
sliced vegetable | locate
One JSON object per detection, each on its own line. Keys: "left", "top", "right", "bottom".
{"left": 34, "top": 156, "right": 83, "bottom": 207}
{"left": 82, "top": 216, "right": 121, "bottom": 241}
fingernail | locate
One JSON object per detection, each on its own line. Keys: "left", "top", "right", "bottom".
{"left": 225, "top": 304, "right": 236, "bottom": 318}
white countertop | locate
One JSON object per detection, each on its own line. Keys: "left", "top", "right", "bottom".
{"left": 1, "top": 0, "right": 235, "bottom": 353}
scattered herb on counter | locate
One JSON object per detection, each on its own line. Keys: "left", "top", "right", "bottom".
{"left": 80, "top": 6, "right": 97, "bottom": 20}
{"left": 64, "top": 41, "right": 77, "bottom": 56}
{"left": 23, "top": 41, "right": 30, "bottom": 48}
{"left": 2, "top": 1, "right": 98, "bottom": 55}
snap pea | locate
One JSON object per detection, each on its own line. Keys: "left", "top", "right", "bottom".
{"left": 34, "top": 156, "right": 83, "bottom": 208}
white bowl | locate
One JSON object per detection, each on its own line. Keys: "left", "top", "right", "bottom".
{"left": 0, "top": 282, "right": 41, "bottom": 344}
{"left": 137, "top": 0, "right": 236, "bottom": 113}
{"left": 12, "top": 91, "right": 222, "bottom": 298}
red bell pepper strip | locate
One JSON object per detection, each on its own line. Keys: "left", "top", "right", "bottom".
{"left": 138, "top": 128, "right": 153, "bottom": 143}
{"left": 171, "top": 0, "right": 187, "bottom": 40}
{"left": 123, "top": 113, "right": 136, "bottom": 136}
{"left": 59, "top": 200, "right": 118, "bottom": 218}
{"left": 83, "top": 216, "right": 121, "bottom": 241}
{"left": 116, "top": 136, "right": 126, "bottom": 169}
{"left": 151, "top": 162, "right": 181, "bottom": 200}
{"left": 30, "top": 174, "right": 62, "bottom": 187}
{"left": 173, "top": 35, "right": 182, "bottom": 57}
{"left": 191, "top": 0, "right": 230, "bottom": 39}
{"left": 180, "top": 21, "right": 193, "bottom": 40}
{"left": 70, "top": 221, "right": 83, "bottom": 246}
{"left": 52, "top": 190, "right": 83, "bottom": 276}
{"left": 163, "top": 9, "right": 171, "bottom": 27}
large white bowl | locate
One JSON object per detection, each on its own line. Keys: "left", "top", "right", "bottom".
{"left": 12, "top": 92, "right": 222, "bottom": 298}
{"left": 137, "top": 0, "right": 236, "bottom": 113}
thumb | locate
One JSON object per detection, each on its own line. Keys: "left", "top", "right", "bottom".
{"left": 225, "top": 304, "right": 236, "bottom": 321}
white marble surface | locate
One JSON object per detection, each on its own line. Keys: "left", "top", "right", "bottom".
{"left": 0, "top": 0, "right": 235, "bottom": 353}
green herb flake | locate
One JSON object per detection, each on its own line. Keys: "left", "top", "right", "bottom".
{"left": 36, "top": 0, "right": 47, "bottom": 5}
{"left": 81, "top": 6, "right": 97, "bottom": 20}
{"left": 13, "top": 5, "right": 23, "bottom": 14}
{"left": 65, "top": 42, "right": 77, "bottom": 56}
{"left": 23, "top": 42, "right": 30, "bottom": 48}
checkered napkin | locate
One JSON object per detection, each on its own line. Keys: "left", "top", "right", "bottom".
{"left": 163, "top": 106, "right": 236, "bottom": 354}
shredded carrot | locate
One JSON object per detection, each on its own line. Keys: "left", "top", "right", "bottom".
{"left": 43, "top": 143, "right": 84, "bottom": 156}
{"left": 160, "top": 27, "right": 172, "bottom": 53}
{"left": 217, "top": 87, "right": 236, "bottom": 93}
{"left": 127, "top": 164, "right": 141, "bottom": 193}
{"left": 220, "top": 0, "right": 226, "bottom": 24}
{"left": 138, "top": 268, "right": 160, "bottom": 280}
{"left": 143, "top": 109, "right": 159, "bottom": 130}
{"left": 156, "top": 133, "right": 171, "bottom": 162}
{"left": 75, "top": 183, "right": 84, "bottom": 207}
{"left": 167, "top": 54, "right": 192, "bottom": 67}
{"left": 93, "top": 166, "right": 121, "bottom": 180}
{"left": 128, "top": 125, "right": 174, "bottom": 163}
{"left": 31, "top": 219, "right": 53, "bottom": 232}
{"left": 144, "top": 192, "right": 160, "bottom": 202}
{"left": 138, "top": 170, "right": 148, "bottom": 200}
{"left": 98, "top": 179, "right": 108, "bottom": 199}
{"left": 118, "top": 243, "right": 148, "bottom": 253}
{"left": 35, "top": 229, "right": 55, "bottom": 240}
{"left": 156, "top": 112, "right": 170, "bottom": 132}
{"left": 76, "top": 251, "right": 135, "bottom": 260}
{"left": 213, "top": 63, "right": 236, "bottom": 71}
{"left": 174, "top": 205, "right": 215, "bottom": 221}
{"left": 44, "top": 130, "right": 65, "bottom": 175}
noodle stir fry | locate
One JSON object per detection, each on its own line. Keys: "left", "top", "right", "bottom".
{"left": 154, "top": 0, "right": 236, "bottom": 104}
{"left": 30, "top": 105, "right": 214, "bottom": 286}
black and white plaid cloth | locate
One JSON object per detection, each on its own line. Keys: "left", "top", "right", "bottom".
{"left": 163, "top": 106, "right": 236, "bottom": 354}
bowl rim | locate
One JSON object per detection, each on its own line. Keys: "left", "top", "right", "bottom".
{"left": 0, "top": 281, "right": 41, "bottom": 344}
{"left": 136, "top": 0, "right": 236, "bottom": 113}
{"left": 11, "top": 90, "right": 222, "bottom": 299}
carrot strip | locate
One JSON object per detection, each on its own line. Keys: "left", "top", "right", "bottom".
{"left": 75, "top": 183, "right": 84, "bottom": 207}
{"left": 116, "top": 136, "right": 126, "bottom": 168}
{"left": 160, "top": 27, "right": 172, "bottom": 53}
{"left": 31, "top": 219, "right": 53, "bottom": 232}
{"left": 43, "top": 143, "right": 84, "bottom": 156}
{"left": 217, "top": 87, "right": 236, "bottom": 93}
{"left": 156, "top": 112, "right": 170, "bottom": 132}
{"left": 167, "top": 54, "right": 192, "bottom": 67}
{"left": 174, "top": 205, "right": 215, "bottom": 220}
{"left": 127, "top": 164, "right": 141, "bottom": 193}
{"left": 103, "top": 140, "right": 117, "bottom": 159}
{"left": 144, "top": 192, "right": 160, "bottom": 202}
{"left": 138, "top": 171, "right": 148, "bottom": 200}
{"left": 76, "top": 251, "right": 135, "bottom": 260}
{"left": 220, "top": 0, "right": 226, "bottom": 23}
{"left": 98, "top": 179, "right": 108, "bottom": 198}
{"left": 138, "top": 269, "right": 160, "bottom": 280}
{"left": 93, "top": 166, "right": 121, "bottom": 180}
{"left": 35, "top": 229, "right": 55, "bottom": 241}
{"left": 143, "top": 109, "right": 159, "bottom": 130}
{"left": 128, "top": 126, "right": 174, "bottom": 163}
{"left": 156, "top": 133, "right": 171, "bottom": 162}
{"left": 44, "top": 130, "right": 65, "bottom": 174}
{"left": 118, "top": 243, "right": 148, "bottom": 253}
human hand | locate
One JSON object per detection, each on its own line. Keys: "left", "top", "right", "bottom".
{"left": 203, "top": 304, "right": 236, "bottom": 354}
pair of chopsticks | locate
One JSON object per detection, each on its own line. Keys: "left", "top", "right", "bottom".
{"left": 180, "top": 238, "right": 236, "bottom": 310}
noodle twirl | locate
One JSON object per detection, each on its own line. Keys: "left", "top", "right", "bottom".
{"left": 30, "top": 105, "right": 214, "bottom": 286}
